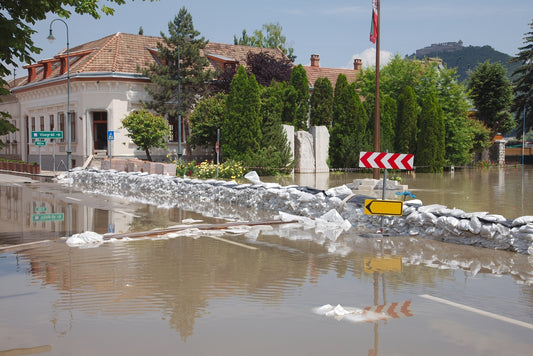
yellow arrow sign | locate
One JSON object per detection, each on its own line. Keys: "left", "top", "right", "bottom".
{"left": 364, "top": 256, "right": 403, "bottom": 273}
{"left": 364, "top": 199, "right": 403, "bottom": 216}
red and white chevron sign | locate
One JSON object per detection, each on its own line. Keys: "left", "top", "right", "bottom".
{"left": 359, "top": 151, "right": 414, "bottom": 170}
{"left": 364, "top": 301, "right": 413, "bottom": 320}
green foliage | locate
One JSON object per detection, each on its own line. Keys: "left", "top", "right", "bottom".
{"left": 188, "top": 92, "right": 226, "bottom": 149}
{"left": 329, "top": 75, "right": 368, "bottom": 168}
{"left": 468, "top": 60, "right": 515, "bottom": 134}
{"left": 121, "top": 109, "right": 170, "bottom": 162}
{"left": 234, "top": 22, "right": 296, "bottom": 61}
{"left": 282, "top": 65, "right": 309, "bottom": 130}
{"left": 395, "top": 86, "right": 418, "bottom": 154}
{"left": 257, "top": 82, "right": 294, "bottom": 175}
{"left": 416, "top": 93, "right": 445, "bottom": 172}
{"left": 511, "top": 19, "right": 533, "bottom": 134}
{"left": 364, "top": 92, "right": 397, "bottom": 153}
{"left": 175, "top": 160, "right": 246, "bottom": 180}
{"left": 222, "top": 66, "right": 262, "bottom": 164}
{"left": 141, "top": 7, "right": 214, "bottom": 118}
{"left": 0, "top": 118, "right": 18, "bottom": 150}
{"left": 310, "top": 77, "right": 334, "bottom": 127}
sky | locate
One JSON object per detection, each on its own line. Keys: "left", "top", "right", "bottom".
{"left": 7, "top": 0, "right": 533, "bottom": 78}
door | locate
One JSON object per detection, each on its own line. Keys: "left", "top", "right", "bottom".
{"left": 92, "top": 112, "right": 108, "bottom": 151}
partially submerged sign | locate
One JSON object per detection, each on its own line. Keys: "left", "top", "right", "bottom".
{"left": 364, "top": 256, "right": 403, "bottom": 273}
{"left": 364, "top": 199, "right": 403, "bottom": 216}
{"left": 32, "top": 213, "right": 64, "bottom": 222}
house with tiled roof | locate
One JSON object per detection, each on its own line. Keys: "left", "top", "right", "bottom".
{"left": 303, "top": 54, "right": 362, "bottom": 89}
{"left": 0, "top": 32, "right": 361, "bottom": 170}
{"left": 0, "top": 33, "right": 290, "bottom": 169}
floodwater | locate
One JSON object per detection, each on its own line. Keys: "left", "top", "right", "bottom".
{"left": 1, "top": 167, "right": 533, "bottom": 355}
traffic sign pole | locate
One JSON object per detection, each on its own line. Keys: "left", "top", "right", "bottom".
{"left": 107, "top": 130, "right": 114, "bottom": 170}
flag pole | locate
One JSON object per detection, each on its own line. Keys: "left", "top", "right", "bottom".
{"left": 373, "top": 0, "right": 381, "bottom": 179}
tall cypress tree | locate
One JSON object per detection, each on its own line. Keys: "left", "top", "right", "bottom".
{"left": 310, "top": 77, "right": 333, "bottom": 127}
{"left": 142, "top": 7, "right": 214, "bottom": 118}
{"left": 364, "top": 92, "right": 396, "bottom": 153}
{"left": 282, "top": 64, "right": 309, "bottom": 130}
{"left": 222, "top": 66, "right": 262, "bottom": 163}
{"left": 395, "top": 85, "right": 418, "bottom": 154}
{"left": 416, "top": 92, "right": 445, "bottom": 173}
{"left": 329, "top": 75, "right": 367, "bottom": 168}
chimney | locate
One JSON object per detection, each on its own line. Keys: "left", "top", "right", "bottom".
{"left": 23, "top": 64, "right": 39, "bottom": 83}
{"left": 354, "top": 58, "right": 362, "bottom": 71}
{"left": 310, "top": 54, "right": 320, "bottom": 67}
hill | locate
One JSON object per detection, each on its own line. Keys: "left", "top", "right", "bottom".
{"left": 411, "top": 45, "right": 519, "bottom": 83}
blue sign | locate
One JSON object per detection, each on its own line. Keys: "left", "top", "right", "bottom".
{"left": 107, "top": 130, "right": 114, "bottom": 141}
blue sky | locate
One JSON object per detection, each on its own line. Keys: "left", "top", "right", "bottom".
{"left": 12, "top": 0, "right": 533, "bottom": 75}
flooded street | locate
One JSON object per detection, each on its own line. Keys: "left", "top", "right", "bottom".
{"left": 1, "top": 167, "right": 533, "bottom": 355}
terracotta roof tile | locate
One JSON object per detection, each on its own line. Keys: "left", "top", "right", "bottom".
{"left": 303, "top": 66, "right": 358, "bottom": 89}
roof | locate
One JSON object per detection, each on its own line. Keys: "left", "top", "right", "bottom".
{"left": 11, "top": 33, "right": 290, "bottom": 90}
{"left": 302, "top": 65, "right": 359, "bottom": 89}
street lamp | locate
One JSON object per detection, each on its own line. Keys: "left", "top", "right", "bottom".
{"left": 47, "top": 19, "right": 71, "bottom": 171}
{"left": 177, "top": 43, "right": 182, "bottom": 160}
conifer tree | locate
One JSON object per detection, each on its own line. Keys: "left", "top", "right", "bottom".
{"left": 310, "top": 77, "right": 334, "bottom": 127}
{"left": 416, "top": 92, "right": 445, "bottom": 173}
{"left": 395, "top": 86, "right": 418, "bottom": 154}
{"left": 282, "top": 64, "right": 309, "bottom": 130}
{"left": 511, "top": 19, "right": 533, "bottom": 133}
{"left": 364, "top": 92, "right": 396, "bottom": 153}
{"left": 222, "top": 66, "right": 262, "bottom": 163}
{"left": 142, "top": 7, "right": 214, "bottom": 119}
{"left": 329, "top": 75, "right": 367, "bottom": 168}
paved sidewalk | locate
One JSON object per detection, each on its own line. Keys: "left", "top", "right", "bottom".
{"left": 0, "top": 170, "right": 62, "bottom": 183}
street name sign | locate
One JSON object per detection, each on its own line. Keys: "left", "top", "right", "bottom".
{"left": 364, "top": 199, "right": 403, "bottom": 216}
{"left": 32, "top": 213, "right": 64, "bottom": 222}
{"left": 359, "top": 151, "right": 414, "bottom": 170}
{"left": 35, "top": 206, "right": 47, "bottom": 213}
{"left": 31, "top": 131, "right": 63, "bottom": 139}
{"left": 35, "top": 141, "right": 46, "bottom": 146}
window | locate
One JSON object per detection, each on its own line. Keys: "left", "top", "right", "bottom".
{"left": 49, "top": 115, "right": 54, "bottom": 142}
{"left": 30, "top": 117, "right": 35, "bottom": 141}
{"left": 58, "top": 113, "right": 65, "bottom": 143}
{"left": 70, "top": 111, "right": 76, "bottom": 143}
{"left": 40, "top": 116, "right": 45, "bottom": 131}
{"left": 168, "top": 115, "right": 183, "bottom": 143}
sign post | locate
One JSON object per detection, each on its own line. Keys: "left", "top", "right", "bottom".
{"left": 107, "top": 130, "right": 114, "bottom": 170}
{"left": 32, "top": 132, "right": 63, "bottom": 171}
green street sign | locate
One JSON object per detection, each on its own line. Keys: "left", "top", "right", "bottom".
{"left": 32, "top": 213, "right": 64, "bottom": 222}
{"left": 35, "top": 141, "right": 46, "bottom": 146}
{"left": 35, "top": 206, "right": 47, "bottom": 212}
{"left": 31, "top": 131, "right": 63, "bottom": 139}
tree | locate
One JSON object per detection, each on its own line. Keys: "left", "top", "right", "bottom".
{"left": 121, "top": 109, "right": 170, "bottom": 162}
{"left": 329, "top": 74, "right": 367, "bottom": 168}
{"left": 222, "top": 66, "right": 262, "bottom": 163}
{"left": 416, "top": 93, "right": 445, "bottom": 173}
{"left": 282, "top": 64, "right": 309, "bottom": 130}
{"left": 395, "top": 86, "right": 418, "bottom": 154}
{"left": 1, "top": 0, "right": 144, "bottom": 145}
{"left": 142, "top": 7, "right": 214, "bottom": 119}
{"left": 246, "top": 51, "right": 293, "bottom": 87}
{"left": 188, "top": 92, "right": 226, "bottom": 149}
{"left": 364, "top": 92, "right": 396, "bottom": 153}
{"left": 257, "top": 81, "right": 293, "bottom": 174}
{"left": 310, "top": 77, "right": 334, "bottom": 127}
{"left": 468, "top": 60, "right": 515, "bottom": 135}
{"left": 511, "top": 19, "right": 533, "bottom": 134}
{"left": 234, "top": 22, "right": 296, "bottom": 61}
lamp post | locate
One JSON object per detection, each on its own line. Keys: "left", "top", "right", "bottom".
{"left": 177, "top": 43, "right": 182, "bottom": 160}
{"left": 47, "top": 19, "right": 71, "bottom": 171}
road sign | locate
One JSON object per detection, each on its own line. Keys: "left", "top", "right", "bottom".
{"left": 35, "top": 206, "right": 47, "bottom": 213}
{"left": 364, "top": 199, "right": 403, "bottom": 216}
{"left": 31, "top": 131, "right": 63, "bottom": 139}
{"left": 35, "top": 141, "right": 46, "bottom": 146}
{"left": 32, "top": 213, "right": 64, "bottom": 222}
{"left": 107, "top": 130, "right": 114, "bottom": 141}
{"left": 364, "top": 256, "right": 403, "bottom": 273}
{"left": 359, "top": 151, "right": 414, "bottom": 170}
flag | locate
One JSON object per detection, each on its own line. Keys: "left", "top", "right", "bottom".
{"left": 370, "top": 0, "right": 378, "bottom": 43}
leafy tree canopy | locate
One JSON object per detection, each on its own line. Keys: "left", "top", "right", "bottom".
{"left": 188, "top": 92, "right": 226, "bottom": 149}
{"left": 234, "top": 22, "right": 296, "bottom": 61}
{"left": 121, "top": 109, "right": 170, "bottom": 162}
{"left": 246, "top": 51, "right": 293, "bottom": 87}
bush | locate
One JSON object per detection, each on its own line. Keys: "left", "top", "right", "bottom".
{"left": 175, "top": 160, "right": 246, "bottom": 180}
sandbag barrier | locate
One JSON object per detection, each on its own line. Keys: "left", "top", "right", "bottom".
{"left": 57, "top": 168, "right": 533, "bottom": 255}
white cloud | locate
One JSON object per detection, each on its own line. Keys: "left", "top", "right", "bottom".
{"left": 347, "top": 48, "right": 393, "bottom": 69}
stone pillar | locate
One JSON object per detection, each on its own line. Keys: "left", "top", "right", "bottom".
{"left": 310, "top": 126, "right": 329, "bottom": 173}
{"left": 294, "top": 131, "right": 315, "bottom": 173}
{"left": 490, "top": 140, "right": 506, "bottom": 166}
{"left": 282, "top": 124, "right": 295, "bottom": 161}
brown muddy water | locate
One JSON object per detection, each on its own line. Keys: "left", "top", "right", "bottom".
{"left": 1, "top": 167, "right": 533, "bottom": 355}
